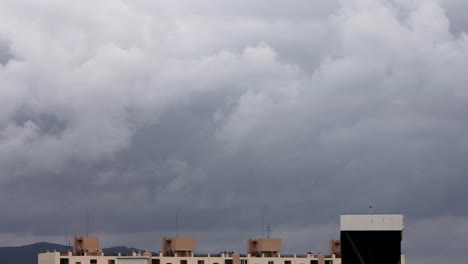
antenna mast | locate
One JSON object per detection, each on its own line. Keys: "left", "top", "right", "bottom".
{"left": 86, "top": 212, "right": 89, "bottom": 237}
{"left": 267, "top": 224, "right": 272, "bottom": 238}
{"left": 176, "top": 212, "right": 179, "bottom": 237}
{"left": 261, "top": 213, "right": 264, "bottom": 238}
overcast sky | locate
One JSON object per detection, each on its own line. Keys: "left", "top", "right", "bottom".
{"left": 1, "top": 0, "right": 468, "bottom": 263}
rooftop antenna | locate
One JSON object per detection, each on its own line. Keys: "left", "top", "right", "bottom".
{"left": 86, "top": 212, "right": 89, "bottom": 237}
{"left": 176, "top": 212, "right": 179, "bottom": 237}
{"left": 369, "top": 205, "right": 373, "bottom": 224}
{"left": 261, "top": 213, "right": 264, "bottom": 238}
{"left": 267, "top": 224, "right": 272, "bottom": 238}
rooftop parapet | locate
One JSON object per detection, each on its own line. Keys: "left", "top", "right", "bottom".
{"left": 340, "top": 214, "right": 404, "bottom": 231}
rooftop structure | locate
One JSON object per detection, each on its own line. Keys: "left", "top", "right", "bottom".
{"left": 38, "top": 214, "right": 405, "bottom": 264}
{"left": 74, "top": 236, "right": 102, "bottom": 256}
{"left": 340, "top": 214, "right": 404, "bottom": 231}
{"left": 340, "top": 214, "right": 404, "bottom": 264}
{"left": 247, "top": 238, "right": 282, "bottom": 257}
{"left": 161, "top": 237, "right": 196, "bottom": 257}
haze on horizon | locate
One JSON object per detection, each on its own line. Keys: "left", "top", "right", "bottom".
{"left": 1, "top": 1, "right": 468, "bottom": 263}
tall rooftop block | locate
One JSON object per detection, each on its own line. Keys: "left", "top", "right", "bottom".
{"left": 340, "top": 214, "right": 404, "bottom": 231}
{"left": 73, "top": 236, "right": 102, "bottom": 256}
{"left": 340, "top": 214, "right": 404, "bottom": 264}
{"left": 162, "top": 237, "right": 196, "bottom": 257}
{"left": 248, "top": 238, "right": 282, "bottom": 257}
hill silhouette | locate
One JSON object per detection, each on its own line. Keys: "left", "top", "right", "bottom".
{"left": 0, "top": 242, "right": 145, "bottom": 264}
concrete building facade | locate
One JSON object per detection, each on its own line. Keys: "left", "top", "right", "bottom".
{"left": 340, "top": 214, "right": 404, "bottom": 264}
{"left": 38, "top": 236, "right": 341, "bottom": 264}
{"left": 38, "top": 214, "right": 405, "bottom": 264}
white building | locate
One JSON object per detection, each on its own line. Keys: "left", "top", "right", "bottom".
{"left": 38, "top": 214, "right": 406, "bottom": 264}
{"left": 38, "top": 236, "right": 341, "bottom": 264}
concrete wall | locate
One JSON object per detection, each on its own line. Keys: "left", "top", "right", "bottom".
{"left": 74, "top": 236, "right": 102, "bottom": 255}
{"left": 172, "top": 238, "right": 196, "bottom": 251}
{"left": 247, "top": 238, "right": 282, "bottom": 256}
{"left": 153, "top": 254, "right": 340, "bottom": 264}
{"left": 162, "top": 237, "right": 196, "bottom": 256}
{"left": 117, "top": 257, "right": 149, "bottom": 264}
{"left": 40, "top": 254, "right": 117, "bottom": 264}
{"left": 340, "top": 214, "right": 404, "bottom": 231}
{"left": 40, "top": 251, "right": 419, "bottom": 264}
{"left": 38, "top": 252, "right": 58, "bottom": 264}
{"left": 38, "top": 252, "right": 343, "bottom": 264}
{"left": 257, "top": 239, "right": 282, "bottom": 252}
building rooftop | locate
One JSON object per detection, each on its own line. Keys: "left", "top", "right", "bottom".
{"left": 340, "top": 214, "right": 404, "bottom": 231}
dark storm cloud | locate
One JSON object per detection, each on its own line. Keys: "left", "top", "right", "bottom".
{"left": 0, "top": 40, "right": 14, "bottom": 65}
{"left": 440, "top": 0, "right": 468, "bottom": 34}
{"left": 1, "top": 1, "right": 468, "bottom": 264}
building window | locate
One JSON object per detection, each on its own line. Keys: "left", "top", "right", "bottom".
{"left": 268, "top": 261, "right": 274, "bottom": 264}
{"left": 225, "top": 260, "right": 233, "bottom": 264}
{"left": 325, "top": 261, "right": 333, "bottom": 264}
{"left": 90, "top": 260, "right": 97, "bottom": 264}
{"left": 241, "top": 260, "right": 248, "bottom": 264}
{"left": 60, "top": 258, "right": 69, "bottom": 264}
{"left": 284, "top": 261, "right": 291, "bottom": 264}
{"left": 108, "top": 260, "right": 115, "bottom": 264}
{"left": 153, "top": 260, "right": 160, "bottom": 264}
{"left": 310, "top": 261, "right": 318, "bottom": 264}
{"left": 181, "top": 260, "right": 187, "bottom": 264}
{"left": 76, "top": 262, "right": 81, "bottom": 264}
{"left": 198, "top": 260, "right": 205, "bottom": 264}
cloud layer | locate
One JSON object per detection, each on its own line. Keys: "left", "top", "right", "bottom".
{"left": 1, "top": 1, "right": 468, "bottom": 263}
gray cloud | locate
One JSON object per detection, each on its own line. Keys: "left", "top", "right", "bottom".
{"left": 440, "top": 0, "right": 468, "bottom": 34}
{"left": 0, "top": 39, "right": 14, "bottom": 65}
{"left": 0, "top": 1, "right": 467, "bottom": 263}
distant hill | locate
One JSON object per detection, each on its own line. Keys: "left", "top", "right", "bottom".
{"left": 0, "top": 242, "right": 146, "bottom": 264}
